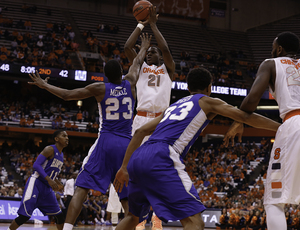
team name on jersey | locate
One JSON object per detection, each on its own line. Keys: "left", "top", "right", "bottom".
{"left": 142, "top": 67, "right": 165, "bottom": 75}
{"left": 110, "top": 88, "right": 127, "bottom": 97}
{"left": 50, "top": 158, "right": 63, "bottom": 171}
{"left": 280, "top": 59, "right": 300, "bottom": 69}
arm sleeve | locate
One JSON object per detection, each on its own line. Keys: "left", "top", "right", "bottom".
{"left": 33, "top": 154, "right": 48, "bottom": 179}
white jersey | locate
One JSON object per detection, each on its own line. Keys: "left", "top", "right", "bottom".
{"left": 136, "top": 62, "right": 172, "bottom": 113}
{"left": 269, "top": 57, "right": 300, "bottom": 119}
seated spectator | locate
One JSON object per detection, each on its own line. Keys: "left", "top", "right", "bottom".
{"left": 68, "top": 30, "right": 75, "bottom": 40}
{"left": 14, "top": 188, "right": 23, "bottom": 198}
{"left": 24, "top": 20, "right": 31, "bottom": 30}
{"left": 64, "top": 119, "right": 72, "bottom": 130}
{"left": 86, "top": 122, "right": 92, "bottom": 132}
{"left": 46, "top": 22, "right": 53, "bottom": 31}
{"left": 21, "top": 4, "right": 29, "bottom": 12}
{"left": 0, "top": 53, "right": 7, "bottom": 62}
{"left": 77, "top": 110, "right": 82, "bottom": 123}
{"left": 7, "top": 172, "right": 14, "bottom": 181}
{"left": 91, "top": 122, "right": 99, "bottom": 133}
{"left": 17, "top": 33, "right": 23, "bottom": 44}
{"left": 37, "top": 39, "right": 43, "bottom": 48}
{"left": 66, "top": 23, "right": 72, "bottom": 32}
{"left": 26, "top": 117, "right": 34, "bottom": 127}
{"left": 34, "top": 113, "right": 40, "bottom": 121}
{"left": 1, "top": 45, "right": 8, "bottom": 54}
{"left": 19, "top": 115, "right": 26, "bottom": 127}
{"left": 71, "top": 121, "right": 79, "bottom": 131}
{"left": 66, "top": 56, "right": 72, "bottom": 69}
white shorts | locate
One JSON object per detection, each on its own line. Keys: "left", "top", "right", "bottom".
{"left": 264, "top": 115, "right": 300, "bottom": 205}
{"left": 107, "top": 185, "right": 124, "bottom": 213}
{"left": 132, "top": 115, "right": 157, "bottom": 144}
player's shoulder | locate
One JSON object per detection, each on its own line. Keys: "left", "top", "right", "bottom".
{"left": 41, "top": 145, "right": 55, "bottom": 157}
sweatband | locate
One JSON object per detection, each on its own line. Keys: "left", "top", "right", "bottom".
{"left": 33, "top": 154, "right": 48, "bottom": 179}
{"left": 137, "top": 23, "right": 144, "bottom": 31}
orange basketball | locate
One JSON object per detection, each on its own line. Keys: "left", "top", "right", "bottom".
{"left": 133, "top": 0, "right": 152, "bottom": 21}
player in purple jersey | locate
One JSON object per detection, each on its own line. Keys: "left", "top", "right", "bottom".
{"left": 28, "top": 33, "right": 152, "bottom": 230}
{"left": 8, "top": 130, "right": 68, "bottom": 230}
{"left": 113, "top": 68, "right": 280, "bottom": 230}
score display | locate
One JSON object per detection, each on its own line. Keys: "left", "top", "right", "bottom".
{"left": 0, "top": 62, "right": 107, "bottom": 83}
{"left": 1, "top": 62, "right": 274, "bottom": 99}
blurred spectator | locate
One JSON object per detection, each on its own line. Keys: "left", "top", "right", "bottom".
{"left": 14, "top": 188, "right": 23, "bottom": 198}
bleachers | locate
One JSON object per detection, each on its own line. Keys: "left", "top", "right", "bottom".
{"left": 69, "top": 8, "right": 217, "bottom": 64}
{"left": 247, "top": 14, "right": 300, "bottom": 64}
{"left": 0, "top": 110, "right": 89, "bottom": 131}
{"left": 0, "top": 2, "right": 67, "bottom": 47}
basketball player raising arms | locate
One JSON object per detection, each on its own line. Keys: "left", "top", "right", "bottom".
{"left": 124, "top": 5, "right": 175, "bottom": 230}
{"left": 224, "top": 32, "right": 300, "bottom": 230}
{"left": 28, "top": 33, "right": 151, "bottom": 230}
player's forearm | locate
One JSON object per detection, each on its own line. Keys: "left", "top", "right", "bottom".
{"left": 150, "top": 23, "right": 168, "bottom": 51}
{"left": 121, "top": 130, "right": 147, "bottom": 168}
{"left": 43, "top": 83, "right": 71, "bottom": 101}
{"left": 243, "top": 113, "right": 280, "bottom": 131}
{"left": 125, "top": 27, "right": 141, "bottom": 49}
{"left": 132, "top": 46, "right": 147, "bottom": 67}
{"left": 124, "top": 27, "right": 141, "bottom": 62}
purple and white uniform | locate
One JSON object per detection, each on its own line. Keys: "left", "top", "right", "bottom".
{"left": 127, "top": 94, "right": 209, "bottom": 222}
{"left": 18, "top": 145, "right": 63, "bottom": 217}
{"left": 76, "top": 80, "right": 134, "bottom": 199}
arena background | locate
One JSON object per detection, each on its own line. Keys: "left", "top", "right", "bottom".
{"left": 0, "top": 0, "right": 299, "bottom": 229}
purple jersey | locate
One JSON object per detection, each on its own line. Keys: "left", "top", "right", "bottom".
{"left": 32, "top": 144, "right": 63, "bottom": 185}
{"left": 98, "top": 80, "right": 135, "bottom": 138}
{"left": 148, "top": 94, "right": 210, "bottom": 158}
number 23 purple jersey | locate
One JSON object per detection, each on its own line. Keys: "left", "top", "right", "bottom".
{"left": 98, "top": 80, "right": 135, "bottom": 138}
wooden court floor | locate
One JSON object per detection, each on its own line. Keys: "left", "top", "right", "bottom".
{"left": 0, "top": 223, "right": 214, "bottom": 229}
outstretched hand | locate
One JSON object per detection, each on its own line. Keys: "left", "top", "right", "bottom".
{"left": 28, "top": 70, "right": 49, "bottom": 89}
{"left": 140, "top": 33, "right": 152, "bottom": 50}
{"left": 223, "top": 121, "right": 244, "bottom": 147}
{"left": 113, "top": 167, "right": 129, "bottom": 193}
{"left": 138, "top": 6, "right": 159, "bottom": 26}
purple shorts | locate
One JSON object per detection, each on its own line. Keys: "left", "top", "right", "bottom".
{"left": 127, "top": 142, "right": 206, "bottom": 222}
{"left": 18, "top": 176, "right": 61, "bottom": 217}
{"left": 76, "top": 132, "right": 130, "bottom": 200}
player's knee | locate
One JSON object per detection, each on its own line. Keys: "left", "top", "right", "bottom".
{"left": 15, "top": 214, "right": 30, "bottom": 226}
{"left": 54, "top": 212, "right": 65, "bottom": 225}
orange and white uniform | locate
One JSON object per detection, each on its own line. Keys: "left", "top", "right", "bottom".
{"left": 132, "top": 62, "right": 172, "bottom": 143}
{"left": 264, "top": 57, "right": 300, "bottom": 205}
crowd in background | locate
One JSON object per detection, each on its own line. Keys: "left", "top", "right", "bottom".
{"left": 0, "top": 135, "right": 289, "bottom": 227}
{"left": 0, "top": 4, "right": 78, "bottom": 69}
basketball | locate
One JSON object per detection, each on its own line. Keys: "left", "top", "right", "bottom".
{"left": 133, "top": 0, "right": 152, "bottom": 21}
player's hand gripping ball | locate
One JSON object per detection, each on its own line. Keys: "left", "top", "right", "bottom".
{"left": 133, "top": 0, "right": 153, "bottom": 21}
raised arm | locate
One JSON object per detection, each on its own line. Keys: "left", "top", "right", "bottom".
{"left": 124, "top": 26, "right": 140, "bottom": 64}
{"left": 28, "top": 71, "right": 106, "bottom": 102}
{"left": 113, "top": 113, "right": 163, "bottom": 193}
{"left": 148, "top": 6, "right": 175, "bottom": 79}
{"left": 124, "top": 33, "right": 152, "bottom": 88}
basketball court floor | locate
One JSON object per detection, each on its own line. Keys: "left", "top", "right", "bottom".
{"left": 0, "top": 223, "right": 214, "bottom": 229}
